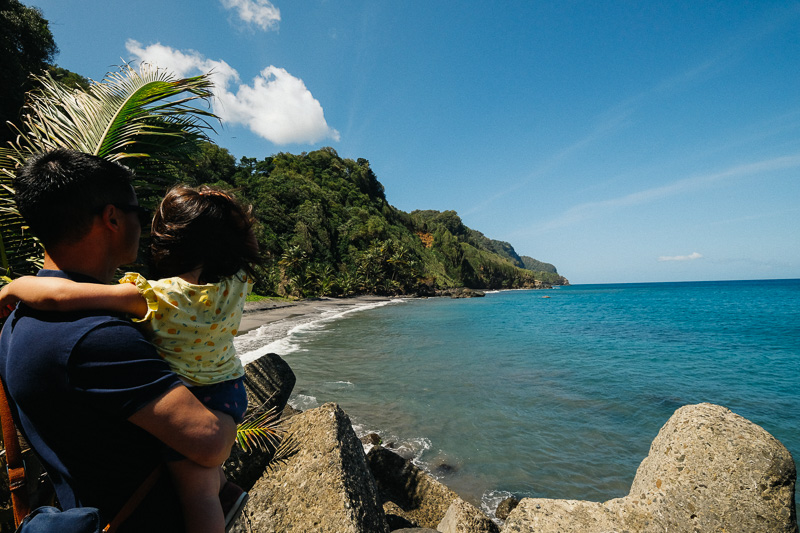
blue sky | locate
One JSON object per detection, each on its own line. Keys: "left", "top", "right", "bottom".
{"left": 28, "top": 0, "right": 800, "bottom": 284}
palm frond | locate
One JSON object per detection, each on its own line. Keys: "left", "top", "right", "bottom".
{"left": 236, "top": 404, "right": 287, "bottom": 454}
{"left": 0, "top": 64, "right": 218, "bottom": 280}
{"left": 0, "top": 149, "right": 43, "bottom": 279}
{"left": 7, "top": 63, "right": 216, "bottom": 174}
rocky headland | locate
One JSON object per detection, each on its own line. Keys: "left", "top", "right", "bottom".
{"left": 227, "top": 353, "right": 798, "bottom": 533}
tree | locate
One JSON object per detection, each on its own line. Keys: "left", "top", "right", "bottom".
{"left": 0, "top": 64, "right": 217, "bottom": 281}
{"left": 0, "top": 0, "right": 57, "bottom": 144}
{"left": 47, "top": 65, "right": 91, "bottom": 91}
{"left": 174, "top": 141, "right": 237, "bottom": 187}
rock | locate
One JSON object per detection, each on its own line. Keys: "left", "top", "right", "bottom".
{"left": 502, "top": 403, "right": 798, "bottom": 532}
{"left": 391, "top": 529, "right": 439, "bottom": 533}
{"left": 231, "top": 403, "right": 389, "bottom": 533}
{"left": 223, "top": 353, "right": 296, "bottom": 491}
{"left": 495, "top": 497, "right": 519, "bottom": 521}
{"left": 360, "top": 432, "right": 383, "bottom": 456}
{"left": 502, "top": 499, "right": 624, "bottom": 532}
{"left": 361, "top": 433, "right": 382, "bottom": 446}
{"left": 437, "top": 288, "right": 486, "bottom": 298}
{"left": 434, "top": 462, "right": 457, "bottom": 475}
{"left": 628, "top": 402, "right": 797, "bottom": 532}
{"left": 366, "top": 446, "right": 460, "bottom": 529}
{"left": 384, "top": 500, "right": 419, "bottom": 530}
{"left": 242, "top": 352, "right": 296, "bottom": 414}
{"left": 438, "top": 497, "right": 500, "bottom": 533}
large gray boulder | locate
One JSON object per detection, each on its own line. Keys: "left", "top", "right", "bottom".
{"left": 503, "top": 403, "right": 798, "bottom": 532}
{"left": 231, "top": 403, "right": 389, "bottom": 532}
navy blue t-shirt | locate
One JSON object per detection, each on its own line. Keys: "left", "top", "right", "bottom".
{"left": 0, "top": 270, "right": 185, "bottom": 530}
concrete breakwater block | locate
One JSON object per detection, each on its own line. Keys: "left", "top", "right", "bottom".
{"left": 502, "top": 403, "right": 798, "bottom": 532}
{"left": 231, "top": 403, "right": 389, "bottom": 532}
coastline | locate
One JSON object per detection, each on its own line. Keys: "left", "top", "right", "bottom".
{"left": 239, "top": 295, "right": 393, "bottom": 334}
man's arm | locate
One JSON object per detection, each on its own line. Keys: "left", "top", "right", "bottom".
{"left": 128, "top": 385, "right": 237, "bottom": 467}
{"left": 0, "top": 276, "right": 148, "bottom": 317}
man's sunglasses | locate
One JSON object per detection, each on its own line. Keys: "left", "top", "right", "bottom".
{"left": 97, "top": 204, "right": 152, "bottom": 226}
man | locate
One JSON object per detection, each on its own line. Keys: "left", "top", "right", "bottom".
{"left": 0, "top": 149, "right": 236, "bottom": 530}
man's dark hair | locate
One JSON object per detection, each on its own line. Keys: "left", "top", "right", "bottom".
{"left": 14, "top": 149, "right": 135, "bottom": 248}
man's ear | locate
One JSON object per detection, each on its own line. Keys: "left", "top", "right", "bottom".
{"left": 99, "top": 204, "right": 122, "bottom": 233}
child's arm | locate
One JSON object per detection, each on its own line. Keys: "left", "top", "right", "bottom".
{"left": 0, "top": 276, "right": 149, "bottom": 318}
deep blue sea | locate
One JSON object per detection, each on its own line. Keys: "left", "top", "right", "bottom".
{"left": 235, "top": 279, "right": 800, "bottom": 516}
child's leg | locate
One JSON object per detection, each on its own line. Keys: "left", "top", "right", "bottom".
{"left": 171, "top": 379, "right": 247, "bottom": 531}
{"left": 169, "top": 459, "right": 225, "bottom": 533}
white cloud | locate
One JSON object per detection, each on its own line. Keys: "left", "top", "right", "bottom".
{"left": 219, "top": 66, "right": 341, "bottom": 145}
{"left": 658, "top": 252, "right": 703, "bottom": 262}
{"left": 220, "top": 0, "right": 280, "bottom": 31}
{"left": 126, "top": 40, "right": 339, "bottom": 146}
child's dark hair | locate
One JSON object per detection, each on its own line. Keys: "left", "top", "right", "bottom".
{"left": 149, "top": 185, "right": 260, "bottom": 283}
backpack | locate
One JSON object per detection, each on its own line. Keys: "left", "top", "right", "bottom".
{"left": 1, "top": 378, "right": 161, "bottom": 533}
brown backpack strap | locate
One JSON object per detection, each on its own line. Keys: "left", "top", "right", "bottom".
{"left": 103, "top": 464, "right": 164, "bottom": 533}
{"left": 0, "top": 376, "right": 31, "bottom": 526}
{"left": 1, "top": 376, "right": 163, "bottom": 531}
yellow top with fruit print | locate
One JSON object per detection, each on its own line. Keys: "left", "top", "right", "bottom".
{"left": 120, "top": 271, "right": 253, "bottom": 386}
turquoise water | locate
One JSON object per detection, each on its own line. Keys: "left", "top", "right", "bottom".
{"left": 236, "top": 279, "right": 800, "bottom": 514}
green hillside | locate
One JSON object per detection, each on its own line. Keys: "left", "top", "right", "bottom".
{"left": 175, "top": 143, "right": 568, "bottom": 297}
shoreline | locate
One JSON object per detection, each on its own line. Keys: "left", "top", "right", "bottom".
{"left": 239, "top": 295, "right": 393, "bottom": 334}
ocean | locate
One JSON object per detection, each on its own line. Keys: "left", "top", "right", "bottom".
{"left": 234, "top": 279, "right": 800, "bottom": 516}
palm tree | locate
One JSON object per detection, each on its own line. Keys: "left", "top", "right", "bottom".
{"left": 0, "top": 63, "right": 217, "bottom": 281}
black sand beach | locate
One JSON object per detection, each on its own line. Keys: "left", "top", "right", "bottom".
{"left": 239, "top": 296, "right": 392, "bottom": 334}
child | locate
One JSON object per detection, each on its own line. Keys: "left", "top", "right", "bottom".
{"left": 0, "top": 185, "right": 259, "bottom": 533}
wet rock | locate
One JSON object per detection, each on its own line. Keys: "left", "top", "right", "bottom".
{"left": 232, "top": 403, "right": 389, "bottom": 533}
{"left": 437, "top": 288, "right": 486, "bottom": 298}
{"left": 495, "top": 496, "right": 520, "bottom": 521}
{"left": 503, "top": 403, "right": 798, "bottom": 532}
{"left": 367, "top": 446, "right": 459, "bottom": 529}
{"left": 438, "top": 497, "right": 500, "bottom": 533}
{"left": 361, "top": 433, "right": 383, "bottom": 446}
{"left": 434, "top": 462, "right": 457, "bottom": 475}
